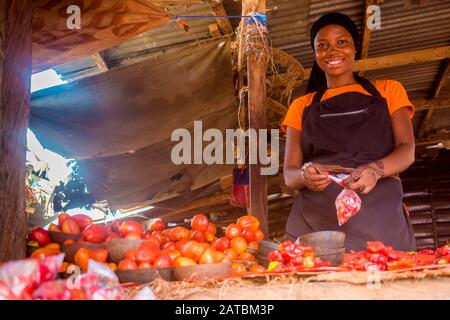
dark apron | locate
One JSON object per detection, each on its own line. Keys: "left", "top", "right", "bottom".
{"left": 285, "top": 77, "right": 416, "bottom": 252}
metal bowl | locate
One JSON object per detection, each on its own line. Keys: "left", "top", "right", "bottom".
{"left": 48, "top": 231, "right": 81, "bottom": 246}
{"left": 297, "top": 231, "right": 345, "bottom": 249}
{"left": 116, "top": 267, "right": 173, "bottom": 283}
{"left": 105, "top": 239, "right": 144, "bottom": 263}
{"left": 172, "top": 262, "right": 232, "bottom": 281}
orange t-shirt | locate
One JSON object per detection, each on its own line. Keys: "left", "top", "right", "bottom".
{"left": 281, "top": 80, "right": 414, "bottom": 133}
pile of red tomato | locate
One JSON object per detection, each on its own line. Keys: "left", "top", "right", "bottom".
{"left": 344, "top": 241, "right": 450, "bottom": 271}
{"left": 266, "top": 240, "right": 331, "bottom": 272}
{"left": 116, "top": 214, "right": 267, "bottom": 272}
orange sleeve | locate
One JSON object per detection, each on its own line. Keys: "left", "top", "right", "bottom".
{"left": 281, "top": 95, "right": 312, "bottom": 133}
{"left": 383, "top": 80, "right": 415, "bottom": 119}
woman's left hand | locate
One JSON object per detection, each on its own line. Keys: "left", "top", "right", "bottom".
{"left": 343, "top": 164, "right": 383, "bottom": 195}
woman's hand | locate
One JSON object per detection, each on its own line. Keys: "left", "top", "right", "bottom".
{"left": 302, "top": 163, "right": 331, "bottom": 192}
{"left": 343, "top": 162, "right": 384, "bottom": 195}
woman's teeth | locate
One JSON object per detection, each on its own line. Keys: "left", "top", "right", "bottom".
{"left": 327, "top": 59, "right": 342, "bottom": 65}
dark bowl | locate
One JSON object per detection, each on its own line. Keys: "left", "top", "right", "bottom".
{"left": 62, "top": 242, "right": 107, "bottom": 263}
{"left": 116, "top": 267, "right": 173, "bottom": 283}
{"left": 105, "top": 239, "right": 144, "bottom": 263}
{"left": 297, "top": 231, "right": 345, "bottom": 249}
{"left": 317, "top": 250, "right": 345, "bottom": 266}
{"left": 172, "top": 262, "right": 232, "bottom": 281}
{"left": 48, "top": 231, "right": 81, "bottom": 246}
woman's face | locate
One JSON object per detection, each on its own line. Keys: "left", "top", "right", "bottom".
{"left": 314, "top": 24, "right": 355, "bottom": 77}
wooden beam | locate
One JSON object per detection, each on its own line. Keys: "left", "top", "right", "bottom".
{"left": 417, "top": 59, "right": 450, "bottom": 138}
{"left": 0, "top": 0, "right": 32, "bottom": 260}
{"left": 92, "top": 52, "right": 109, "bottom": 73}
{"left": 413, "top": 97, "right": 450, "bottom": 112}
{"left": 208, "top": 23, "right": 222, "bottom": 39}
{"left": 295, "top": 46, "right": 450, "bottom": 83}
{"left": 245, "top": 0, "right": 269, "bottom": 238}
{"left": 206, "top": 0, "right": 233, "bottom": 35}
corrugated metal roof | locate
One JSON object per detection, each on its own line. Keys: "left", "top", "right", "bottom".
{"left": 54, "top": 2, "right": 217, "bottom": 82}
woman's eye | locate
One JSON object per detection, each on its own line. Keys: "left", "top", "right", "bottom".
{"left": 318, "top": 43, "right": 327, "bottom": 49}
{"left": 338, "top": 39, "right": 348, "bottom": 45}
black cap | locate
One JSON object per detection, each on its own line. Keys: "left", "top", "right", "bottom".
{"left": 310, "top": 12, "right": 359, "bottom": 50}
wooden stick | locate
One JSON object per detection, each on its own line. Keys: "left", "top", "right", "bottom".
{"left": 206, "top": 0, "right": 233, "bottom": 35}
{"left": 417, "top": 59, "right": 450, "bottom": 138}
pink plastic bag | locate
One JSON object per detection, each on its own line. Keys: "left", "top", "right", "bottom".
{"left": 335, "top": 188, "right": 362, "bottom": 226}
{"left": 0, "top": 254, "right": 64, "bottom": 300}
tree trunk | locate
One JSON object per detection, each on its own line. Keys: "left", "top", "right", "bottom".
{"left": 0, "top": 0, "right": 33, "bottom": 261}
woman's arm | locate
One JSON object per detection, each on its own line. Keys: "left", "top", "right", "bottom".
{"left": 284, "top": 127, "right": 331, "bottom": 191}
{"left": 346, "top": 107, "right": 415, "bottom": 194}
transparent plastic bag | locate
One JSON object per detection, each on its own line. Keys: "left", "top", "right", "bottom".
{"left": 335, "top": 188, "right": 361, "bottom": 226}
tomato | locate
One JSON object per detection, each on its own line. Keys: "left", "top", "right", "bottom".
{"left": 216, "top": 250, "right": 225, "bottom": 262}
{"left": 27, "top": 227, "right": 51, "bottom": 247}
{"left": 231, "top": 262, "right": 247, "bottom": 274}
{"left": 138, "top": 261, "right": 153, "bottom": 269}
{"left": 248, "top": 241, "right": 259, "bottom": 251}
{"left": 230, "top": 236, "right": 247, "bottom": 254}
{"left": 241, "top": 229, "right": 256, "bottom": 243}
{"left": 163, "top": 241, "right": 177, "bottom": 251}
{"left": 82, "top": 224, "right": 108, "bottom": 243}
{"left": 367, "top": 241, "right": 388, "bottom": 254}
{"left": 223, "top": 248, "right": 238, "bottom": 261}
{"left": 148, "top": 230, "right": 166, "bottom": 245}
{"left": 70, "top": 214, "right": 93, "bottom": 231}
{"left": 48, "top": 223, "right": 61, "bottom": 233}
{"left": 61, "top": 219, "right": 81, "bottom": 235}
{"left": 204, "top": 231, "right": 215, "bottom": 243}
{"left": 59, "top": 262, "right": 69, "bottom": 273}
{"left": 206, "top": 223, "right": 217, "bottom": 235}
{"left": 213, "top": 237, "right": 231, "bottom": 252}
{"left": 176, "top": 238, "right": 190, "bottom": 252}
{"left": 111, "top": 220, "right": 122, "bottom": 233}
{"left": 90, "top": 249, "right": 108, "bottom": 263}
{"left": 162, "top": 249, "right": 182, "bottom": 262}
{"left": 125, "top": 232, "right": 142, "bottom": 240}
{"left": 57, "top": 212, "right": 70, "bottom": 229}
{"left": 64, "top": 239, "right": 75, "bottom": 246}
{"left": 191, "top": 230, "right": 206, "bottom": 243}
{"left": 105, "top": 232, "right": 119, "bottom": 242}
{"left": 254, "top": 229, "right": 264, "bottom": 241}
{"left": 238, "top": 252, "right": 255, "bottom": 261}
{"left": 181, "top": 240, "right": 207, "bottom": 262}
{"left": 418, "top": 249, "right": 435, "bottom": 256}
{"left": 174, "top": 256, "right": 197, "bottom": 267}
{"left": 119, "top": 221, "right": 144, "bottom": 237}
{"left": 151, "top": 220, "right": 166, "bottom": 231}
{"left": 118, "top": 259, "right": 138, "bottom": 270}
{"left": 237, "top": 215, "right": 260, "bottom": 231}
{"left": 135, "top": 242, "right": 160, "bottom": 263}
{"left": 108, "top": 263, "right": 117, "bottom": 271}
{"left": 191, "top": 214, "right": 209, "bottom": 231}
{"left": 249, "top": 264, "right": 266, "bottom": 273}
{"left": 169, "top": 226, "right": 190, "bottom": 242}
{"left": 268, "top": 250, "right": 283, "bottom": 262}
{"left": 225, "top": 223, "right": 242, "bottom": 239}
{"left": 199, "top": 248, "right": 219, "bottom": 264}
{"left": 153, "top": 254, "right": 173, "bottom": 268}
{"left": 74, "top": 248, "right": 91, "bottom": 272}
{"left": 125, "top": 248, "right": 137, "bottom": 261}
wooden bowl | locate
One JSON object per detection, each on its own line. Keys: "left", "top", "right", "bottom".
{"left": 48, "top": 231, "right": 81, "bottom": 246}
{"left": 105, "top": 239, "right": 144, "bottom": 263}
{"left": 62, "top": 242, "right": 107, "bottom": 263}
{"left": 172, "top": 262, "right": 232, "bottom": 281}
{"left": 116, "top": 267, "right": 173, "bottom": 283}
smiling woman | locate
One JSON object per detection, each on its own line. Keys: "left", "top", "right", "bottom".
{"left": 281, "top": 12, "right": 417, "bottom": 252}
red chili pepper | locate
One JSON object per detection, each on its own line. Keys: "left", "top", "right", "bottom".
{"left": 435, "top": 246, "right": 450, "bottom": 258}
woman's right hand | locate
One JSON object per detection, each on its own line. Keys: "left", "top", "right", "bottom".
{"left": 302, "top": 163, "right": 331, "bottom": 192}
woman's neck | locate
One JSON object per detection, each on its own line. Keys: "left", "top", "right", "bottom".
{"left": 326, "top": 72, "right": 358, "bottom": 89}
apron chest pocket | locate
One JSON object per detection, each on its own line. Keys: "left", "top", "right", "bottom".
{"left": 320, "top": 107, "right": 368, "bottom": 118}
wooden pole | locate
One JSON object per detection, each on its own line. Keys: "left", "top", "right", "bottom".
{"left": 0, "top": 0, "right": 33, "bottom": 260}
{"left": 244, "top": 0, "right": 269, "bottom": 238}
